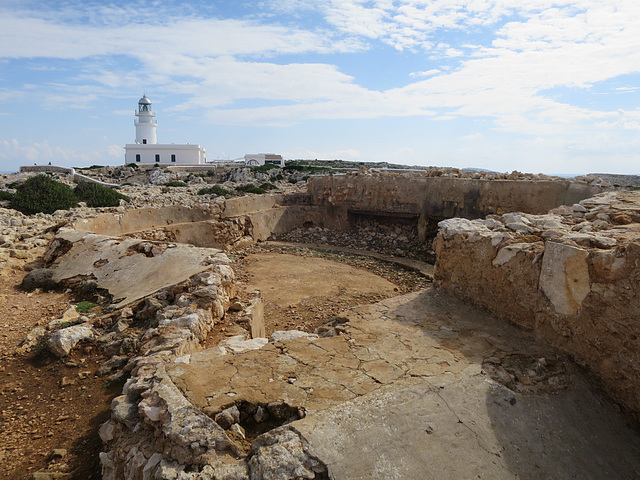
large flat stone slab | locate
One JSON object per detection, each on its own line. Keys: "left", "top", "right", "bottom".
{"left": 51, "top": 230, "right": 226, "bottom": 307}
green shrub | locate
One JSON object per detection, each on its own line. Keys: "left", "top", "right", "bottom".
{"left": 236, "top": 184, "right": 266, "bottom": 194}
{"left": 259, "top": 182, "right": 277, "bottom": 191}
{"left": 197, "top": 185, "right": 231, "bottom": 196}
{"left": 287, "top": 178, "right": 299, "bottom": 184}
{"left": 11, "top": 175, "right": 77, "bottom": 214}
{"left": 125, "top": 163, "right": 139, "bottom": 169}
{"left": 270, "top": 174, "right": 284, "bottom": 182}
{"left": 163, "top": 181, "right": 188, "bottom": 187}
{"left": 206, "top": 170, "right": 217, "bottom": 177}
{"left": 0, "top": 190, "right": 14, "bottom": 201}
{"left": 75, "top": 181, "right": 130, "bottom": 207}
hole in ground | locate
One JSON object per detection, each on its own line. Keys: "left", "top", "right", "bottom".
{"left": 212, "top": 400, "right": 305, "bottom": 452}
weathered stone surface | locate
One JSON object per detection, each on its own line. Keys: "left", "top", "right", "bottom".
{"left": 248, "top": 427, "right": 327, "bottom": 480}
{"left": 492, "top": 243, "right": 537, "bottom": 266}
{"left": 49, "top": 230, "right": 223, "bottom": 307}
{"left": 219, "top": 335, "right": 269, "bottom": 354}
{"left": 270, "top": 330, "right": 318, "bottom": 343}
{"left": 15, "top": 326, "right": 46, "bottom": 355}
{"left": 47, "top": 325, "right": 95, "bottom": 357}
{"left": 540, "top": 242, "right": 591, "bottom": 316}
{"left": 215, "top": 406, "right": 240, "bottom": 429}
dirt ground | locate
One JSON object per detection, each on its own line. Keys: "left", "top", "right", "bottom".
{"left": 222, "top": 244, "right": 432, "bottom": 337}
{"left": 0, "top": 270, "right": 121, "bottom": 480}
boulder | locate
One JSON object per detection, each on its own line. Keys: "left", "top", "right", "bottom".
{"left": 47, "top": 325, "right": 95, "bottom": 357}
{"left": 20, "top": 268, "right": 57, "bottom": 291}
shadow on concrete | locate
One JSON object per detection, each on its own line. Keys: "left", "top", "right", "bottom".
{"left": 391, "top": 288, "right": 640, "bottom": 479}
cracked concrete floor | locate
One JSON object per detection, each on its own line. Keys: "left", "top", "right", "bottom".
{"left": 168, "top": 288, "right": 640, "bottom": 479}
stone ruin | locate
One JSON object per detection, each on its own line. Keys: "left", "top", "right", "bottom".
{"left": 21, "top": 171, "right": 640, "bottom": 479}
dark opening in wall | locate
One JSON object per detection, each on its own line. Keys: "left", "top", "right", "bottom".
{"left": 346, "top": 209, "right": 435, "bottom": 262}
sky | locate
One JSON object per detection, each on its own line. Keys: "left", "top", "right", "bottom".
{"left": 1, "top": 0, "right": 640, "bottom": 175}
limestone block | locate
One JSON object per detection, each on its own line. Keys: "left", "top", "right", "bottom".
{"left": 248, "top": 427, "right": 328, "bottom": 480}
{"left": 506, "top": 222, "right": 534, "bottom": 234}
{"left": 590, "top": 250, "right": 627, "bottom": 281}
{"left": 437, "top": 218, "right": 490, "bottom": 238}
{"left": 492, "top": 243, "right": 537, "bottom": 267}
{"left": 502, "top": 213, "right": 531, "bottom": 225}
{"left": 47, "top": 324, "right": 95, "bottom": 357}
{"left": 270, "top": 330, "right": 319, "bottom": 343}
{"left": 246, "top": 297, "right": 265, "bottom": 339}
{"left": 219, "top": 335, "right": 269, "bottom": 354}
{"left": 540, "top": 242, "right": 591, "bottom": 315}
{"left": 479, "top": 218, "right": 503, "bottom": 229}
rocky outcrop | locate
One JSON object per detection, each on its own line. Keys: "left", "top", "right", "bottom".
{"left": 434, "top": 191, "right": 640, "bottom": 418}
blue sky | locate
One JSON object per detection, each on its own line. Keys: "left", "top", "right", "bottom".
{"left": 1, "top": 0, "right": 640, "bottom": 174}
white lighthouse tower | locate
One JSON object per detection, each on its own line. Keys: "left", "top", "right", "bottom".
{"left": 124, "top": 94, "right": 206, "bottom": 165}
{"left": 134, "top": 94, "right": 157, "bottom": 145}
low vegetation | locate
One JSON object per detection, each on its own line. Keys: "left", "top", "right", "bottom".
{"left": 0, "top": 190, "right": 14, "bottom": 201}
{"left": 9, "top": 176, "right": 130, "bottom": 214}
{"left": 163, "top": 181, "right": 189, "bottom": 187}
{"left": 259, "top": 182, "right": 278, "bottom": 191}
{"left": 11, "top": 175, "right": 77, "bottom": 214}
{"left": 74, "top": 181, "right": 130, "bottom": 207}
{"left": 197, "top": 185, "right": 231, "bottom": 196}
{"left": 235, "top": 184, "right": 266, "bottom": 194}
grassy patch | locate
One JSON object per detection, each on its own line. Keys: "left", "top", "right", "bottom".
{"left": 76, "top": 301, "right": 97, "bottom": 313}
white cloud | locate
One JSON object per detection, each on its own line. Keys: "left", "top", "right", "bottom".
{"left": 0, "top": 12, "right": 352, "bottom": 61}
{"left": 108, "top": 144, "right": 123, "bottom": 157}
{"left": 0, "top": 138, "right": 93, "bottom": 167}
{"left": 410, "top": 69, "right": 440, "bottom": 77}
{"left": 458, "top": 133, "right": 484, "bottom": 141}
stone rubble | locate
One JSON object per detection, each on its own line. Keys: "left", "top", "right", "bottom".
{"left": 278, "top": 223, "right": 434, "bottom": 262}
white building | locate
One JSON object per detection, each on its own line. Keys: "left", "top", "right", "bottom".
{"left": 124, "top": 95, "right": 206, "bottom": 165}
{"left": 244, "top": 154, "right": 285, "bottom": 167}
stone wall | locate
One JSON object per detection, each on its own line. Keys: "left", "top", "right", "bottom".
{"left": 433, "top": 191, "right": 640, "bottom": 419}
{"left": 74, "top": 195, "right": 335, "bottom": 248}
{"left": 308, "top": 174, "right": 603, "bottom": 240}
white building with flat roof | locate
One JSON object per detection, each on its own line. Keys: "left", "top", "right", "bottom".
{"left": 124, "top": 95, "right": 206, "bottom": 165}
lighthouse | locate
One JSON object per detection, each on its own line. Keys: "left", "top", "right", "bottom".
{"left": 134, "top": 94, "right": 157, "bottom": 145}
{"left": 124, "top": 94, "right": 206, "bottom": 165}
